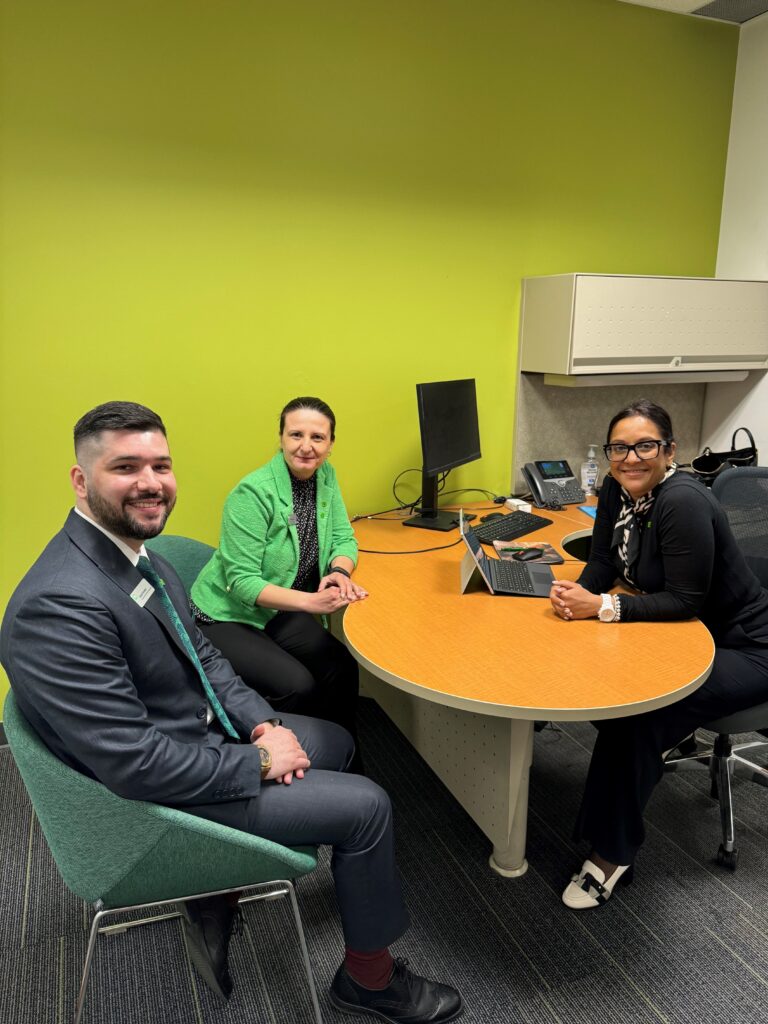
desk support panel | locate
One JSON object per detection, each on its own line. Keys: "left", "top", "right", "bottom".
{"left": 362, "top": 671, "right": 533, "bottom": 878}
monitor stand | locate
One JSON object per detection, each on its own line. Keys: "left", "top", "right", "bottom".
{"left": 402, "top": 470, "right": 476, "bottom": 531}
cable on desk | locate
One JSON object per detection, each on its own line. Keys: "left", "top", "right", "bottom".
{"left": 351, "top": 506, "right": 413, "bottom": 522}
{"left": 358, "top": 538, "right": 463, "bottom": 555}
{"left": 440, "top": 487, "right": 500, "bottom": 502}
{"left": 390, "top": 471, "right": 508, "bottom": 515}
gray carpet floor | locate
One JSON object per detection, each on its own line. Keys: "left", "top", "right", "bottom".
{"left": 1, "top": 698, "right": 768, "bottom": 1024}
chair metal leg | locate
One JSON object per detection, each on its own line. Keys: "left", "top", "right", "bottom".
{"left": 74, "top": 880, "right": 321, "bottom": 1024}
{"left": 714, "top": 735, "right": 738, "bottom": 870}
{"left": 285, "top": 880, "right": 323, "bottom": 1024}
{"left": 665, "top": 726, "right": 767, "bottom": 871}
{"left": 732, "top": 754, "right": 768, "bottom": 788}
{"left": 74, "top": 905, "right": 108, "bottom": 1024}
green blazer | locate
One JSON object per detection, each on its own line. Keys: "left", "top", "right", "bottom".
{"left": 191, "top": 452, "right": 358, "bottom": 630}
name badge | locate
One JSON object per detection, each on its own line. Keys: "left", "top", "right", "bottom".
{"left": 288, "top": 514, "right": 297, "bottom": 526}
{"left": 130, "top": 579, "right": 155, "bottom": 607}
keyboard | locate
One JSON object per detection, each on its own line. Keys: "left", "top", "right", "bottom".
{"left": 491, "top": 560, "right": 537, "bottom": 595}
{"left": 471, "top": 510, "right": 553, "bottom": 544}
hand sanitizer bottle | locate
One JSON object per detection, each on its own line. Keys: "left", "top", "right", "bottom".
{"left": 581, "top": 445, "right": 599, "bottom": 497}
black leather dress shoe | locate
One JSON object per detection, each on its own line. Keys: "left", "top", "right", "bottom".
{"left": 329, "top": 958, "right": 463, "bottom": 1023}
{"left": 180, "top": 896, "right": 239, "bottom": 1001}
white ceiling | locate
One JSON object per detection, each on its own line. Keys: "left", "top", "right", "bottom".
{"left": 620, "top": 0, "right": 768, "bottom": 23}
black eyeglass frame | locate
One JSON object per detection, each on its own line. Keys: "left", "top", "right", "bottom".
{"left": 602, "top": 440, "right": 671, "bottom": 462}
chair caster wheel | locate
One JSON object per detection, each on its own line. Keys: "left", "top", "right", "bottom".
{"left": 717, "top": 845, "right": 738, "bottom": 871}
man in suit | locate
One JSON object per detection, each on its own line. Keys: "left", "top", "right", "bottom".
{"left": 0, "top": 401, "right": 463, "bottom": 1024}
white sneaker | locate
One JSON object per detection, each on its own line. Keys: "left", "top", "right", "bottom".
{"left": 562, "top": 859, "right": 633, "bottom": 910}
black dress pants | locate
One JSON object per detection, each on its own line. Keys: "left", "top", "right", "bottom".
{"left": 574, "top": 643, "right": 768, "bottom": 865}
{"left": 200, "top": 612, "right": 360, "bottom": 751}
{"left": 183, "top": 714, "right": 410, "bottom": 952}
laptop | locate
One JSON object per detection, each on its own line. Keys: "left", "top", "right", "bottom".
{"left": 459, "top": 510, "right": 554, "bottom": 597}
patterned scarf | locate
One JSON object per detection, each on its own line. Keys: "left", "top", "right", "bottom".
{"left": 612, "top": 466, "right": 676, "bottom": 587}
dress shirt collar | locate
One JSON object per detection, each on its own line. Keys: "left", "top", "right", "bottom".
{"left": 73, "top": 507, "right": 148, "bottom": 566}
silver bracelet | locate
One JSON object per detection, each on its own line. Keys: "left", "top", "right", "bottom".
{"left": 613, "top": 595, "right": 622, "bottom": 622}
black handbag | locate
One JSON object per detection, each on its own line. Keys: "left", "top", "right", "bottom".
{"left": 690, "top": 427, "right": 758, "bottom": 487}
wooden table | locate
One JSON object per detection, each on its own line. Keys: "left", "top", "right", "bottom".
{"left": 343, "top": 504, "right": 714, "bottom": 877}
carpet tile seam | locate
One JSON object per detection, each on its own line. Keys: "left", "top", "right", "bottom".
{"left": 431, "top": 829, "right": 555, "bottom": 995}
{"left": 703, "top": 926, "right": 768, "bottom": 993}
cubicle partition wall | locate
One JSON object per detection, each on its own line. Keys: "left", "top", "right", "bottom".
{"left": 511, "top": 375, "right": 706, "bottom": 496}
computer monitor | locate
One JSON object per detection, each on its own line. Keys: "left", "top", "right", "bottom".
{"left": 403, "top": 378, "right": 482, "bottom": 531}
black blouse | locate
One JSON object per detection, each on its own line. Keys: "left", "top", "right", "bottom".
{"left": 290, "top": 474, "right": 320, "bottom": 593}
{"left": 577, "top": 473, "right": 768, "bottom": 648}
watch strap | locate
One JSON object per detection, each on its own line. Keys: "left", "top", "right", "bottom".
{"left": 598, "top": 593, "right": 617, "bottom": 622}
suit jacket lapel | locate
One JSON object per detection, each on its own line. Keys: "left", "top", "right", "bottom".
{"left": 63, "top": 510, "right": 192, "bottom": 664}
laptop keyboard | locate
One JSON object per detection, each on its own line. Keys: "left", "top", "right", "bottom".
{"left": 492, "top": 560, "right": 537, "bottom": 595}
{"left": 472, "top": 510, "right": 553, "bottom": 544}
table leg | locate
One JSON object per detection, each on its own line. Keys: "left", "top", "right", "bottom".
{"left": 488, "top": 719, "right": 533, "bottom": 878}
{"left": 360, "top": 673, "right": 535, "bottom": 878}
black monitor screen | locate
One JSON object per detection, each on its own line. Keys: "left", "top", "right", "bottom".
{"left": 416, "top": 378, "right": 481, "bottom": 475}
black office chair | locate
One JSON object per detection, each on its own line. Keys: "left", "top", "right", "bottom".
{"left": 664, "top": 467, "right": 768, "bottom": 870}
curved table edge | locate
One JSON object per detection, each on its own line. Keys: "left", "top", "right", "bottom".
{"left": 344, "top": 624, "right": 715, "bottom": 722}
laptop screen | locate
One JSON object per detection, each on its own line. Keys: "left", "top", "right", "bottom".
{"left": 459, "top": 510, "right": 494, "bottom": 590}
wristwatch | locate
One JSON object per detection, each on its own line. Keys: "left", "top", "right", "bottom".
{"left": 329, "top": 564, "right": 351, "bottom": 579}
{"left": 256, "top": 745, "right": 272, "bottom": 780}
{"left": 598, "top": 594, "right": 618, "bottom": 622}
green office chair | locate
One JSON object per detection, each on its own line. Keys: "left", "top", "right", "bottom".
{"left": 3, "top": 692, "right": 322, "bottom": 1024}
{"left": 664, "top": 467, "right": 768, "bottom": 870}
{"left": 145, "top": 534, "right": 215, "bottom": 595}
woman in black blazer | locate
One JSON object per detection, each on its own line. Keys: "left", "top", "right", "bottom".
{"left": 550, "top": 399, "right": 768, "bottom": 910}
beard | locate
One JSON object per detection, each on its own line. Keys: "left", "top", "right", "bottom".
{"left": 86, "top": 486, "right": 175, "bottom": 540}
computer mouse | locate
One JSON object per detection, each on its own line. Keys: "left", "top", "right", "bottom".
{"left": 480, "top": 512, "right": 504, "bottom": 523}
{"left": 513, "top": 548, "right": 543, "bottom": 562}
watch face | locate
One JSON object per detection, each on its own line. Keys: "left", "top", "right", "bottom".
{"left": 258, "top": 746, "right": 271, "bottom": 768}
{"left": 599, "top": 596, "right": 615, "bottom": 622}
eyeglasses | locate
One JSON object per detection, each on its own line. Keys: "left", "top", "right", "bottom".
{"left": 603, "top": 440, "right": 670, "bottom": 462}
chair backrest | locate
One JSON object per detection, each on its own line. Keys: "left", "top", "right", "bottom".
{"left": 3, "top": 692, "right": 317, "bottom": 907}
{"left": 145, "top": 534, "right": 215, "bottom": 594}
{"left": 3, "top": 691, "right": 172, "bottom": 902}
{"left": 711, "top": 467, "right": 768, "bottom": 588}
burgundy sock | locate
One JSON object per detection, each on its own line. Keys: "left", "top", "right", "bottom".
{"left": 344, "top": 947, "right": 394, "bottom": 990}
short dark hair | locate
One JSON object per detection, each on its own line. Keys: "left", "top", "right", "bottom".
{"left": 279, "top": 397, "right": 336, "bottom": 441}
{"left": 74, "top": 401, "right": 167, "bottom": 459}
{"left": 607, "top": 399, "right": 675, "bottom": 445}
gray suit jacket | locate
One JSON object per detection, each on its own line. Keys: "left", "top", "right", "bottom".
{"left": 0, "top": 511, "right": 274, "bottom": 806}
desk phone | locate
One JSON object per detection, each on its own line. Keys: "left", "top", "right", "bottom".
{"left": 522, "top": 460, "right": 585, "bottom": 507}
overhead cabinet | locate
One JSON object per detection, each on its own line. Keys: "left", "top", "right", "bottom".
{"left": 519, "top": 274, "right": 768, "bottom": 377}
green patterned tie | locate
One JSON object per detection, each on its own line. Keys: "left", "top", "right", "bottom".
{"left": 137, "top": 555, "right": 239, "bottom": 739}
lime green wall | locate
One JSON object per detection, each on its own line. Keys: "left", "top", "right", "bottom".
{"left": 0, "top": 0, "right": 737, "bottom": 697}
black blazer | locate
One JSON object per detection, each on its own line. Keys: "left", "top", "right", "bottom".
{"left": 0, "top": 511, "right": 275, "bottom": 805}
{"left": 577, "top": 473, "right": 768, "bottom": 648}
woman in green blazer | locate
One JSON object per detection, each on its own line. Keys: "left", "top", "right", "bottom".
{"left": 191, "top": 397, "right": 367, "bottom": 763}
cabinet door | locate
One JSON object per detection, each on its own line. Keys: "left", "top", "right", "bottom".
{"left": 571, "top": 276, "right": 768, "bottom": 373}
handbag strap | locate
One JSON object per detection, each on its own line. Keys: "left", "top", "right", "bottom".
{"left": 731, "top": 427, "right": 756, "bottom": 451}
